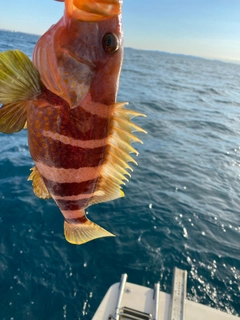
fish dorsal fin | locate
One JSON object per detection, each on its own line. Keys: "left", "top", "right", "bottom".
{"left": 0, "top": 50, "right": 42, "bottom": 133}
{"left": 90, "top": 102, "right": 147, "bottom": 206}
{"left": 28, "top": 167, "right": 51, "bottom": 199}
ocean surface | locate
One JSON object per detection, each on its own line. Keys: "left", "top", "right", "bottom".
{"left": 0, "top": 29, "right": 240, "bottom": 319}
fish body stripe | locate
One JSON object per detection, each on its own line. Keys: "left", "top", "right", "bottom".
{"left": 56, "top": 198, "right": 89, "bottom": 211}
{"left": 42, "top": 130, "right": 108, "bottom": 149}
{"left": 28, "top": 103, "right": 111, "bottom": 141}
{"left": 29, "top": 134, "right": 107, "bottom": 169}
{"left": 36, "top": 161, "right": 102, "bottom": 184}
{"left": 81, "top": 93, "right": 114, "bottom": 118}
{"left": 43, "top": 177, "right": 96, "bottom": 211}
{"left": 42, "top": 178, "right": 97, "bottom": 197}
{"left": 61, "top": 210, "right": 87, "bottom": 223}
{"left": 53, "top": 193, "right": 93, "bottom": 201}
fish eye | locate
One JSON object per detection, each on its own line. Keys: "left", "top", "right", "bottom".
{"left": 102, "top": 33, "right": 119, "bottom": 54}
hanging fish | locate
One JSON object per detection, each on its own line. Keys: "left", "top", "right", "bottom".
{"left": 0, "top": 0, "right": 146, "bottom": 244}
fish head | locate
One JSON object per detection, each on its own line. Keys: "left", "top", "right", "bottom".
{"left": 62, "top": 0, "right": 124, "bottom": 105}
{"left": 33, "top": 0, "right": 124, "bottom": 107}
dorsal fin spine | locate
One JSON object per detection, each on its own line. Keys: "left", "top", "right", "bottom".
{"left": 89, "top": 102, "right": 146, "bottom": 206}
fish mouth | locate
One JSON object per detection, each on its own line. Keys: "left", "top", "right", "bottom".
{"left": 65, "top": 0, "right": 122, "bottom": 21}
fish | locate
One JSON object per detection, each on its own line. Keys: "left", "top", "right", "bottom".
{"left": 0, "top": 0, "right": 146, "bottom": 245}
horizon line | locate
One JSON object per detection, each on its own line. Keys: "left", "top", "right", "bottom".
{"left": 1, "top": 28, "right": 240, "bottom": 66}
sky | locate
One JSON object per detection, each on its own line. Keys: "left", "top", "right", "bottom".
{"left": 0, "top": 0, "right": 240, "bottom": 62}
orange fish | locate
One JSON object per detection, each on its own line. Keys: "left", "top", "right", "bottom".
{"left": 0, "top": 0, "right": 146, "bottom": 244}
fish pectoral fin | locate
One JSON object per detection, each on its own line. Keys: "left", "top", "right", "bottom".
{"left": 28, "top": 167, "right": 51, "bottom": 199}
{"left": 0, "top": 102, "right": 28, "bottom": 133}
{"left": 0, "top": 50, "right": 42, "bottom": 104}
{"left": 0, "top": 50, "right": 42, "bottom": 133}
{"left": 64, "top": 219, "right": 115, "bottom": 245}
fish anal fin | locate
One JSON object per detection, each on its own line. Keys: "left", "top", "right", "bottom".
{"left": 28, "top": 167, "right": 51, "bottom": 199}
{"left": 90, "top": 184, "right": 124, "bottom": 206}
{"left": 0, "top": 102, "right": 27, "bottom": 133}
{"left": 64, "top": 219, "right": 115, "bottom": 245}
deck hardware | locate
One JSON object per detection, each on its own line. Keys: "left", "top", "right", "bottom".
{"left": 169, "top": 268, "right": 187, "bottom": 320}
{"left": 114, "top": 273, "right": 128, "bottom": 320}
{"left": 119, "top": 306, "right": 153, "bottom": 320}
{"left": 153, "top": 282, "right": 160, "bottom": 320}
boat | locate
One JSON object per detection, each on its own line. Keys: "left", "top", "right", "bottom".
{"left": 92, "top": 267, "right": 239, "bottom": 320}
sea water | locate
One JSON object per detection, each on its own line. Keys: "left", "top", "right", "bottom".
{"left": 0, "top": 30, "right": 240, "bottom": 319}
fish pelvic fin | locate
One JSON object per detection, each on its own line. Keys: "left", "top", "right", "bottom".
{"left": 64, "top": 218, "right": 115, "bottom": 245}
{"left": 28, "top": 167, "right": 51, "bottom": 199}
{"left": 0, "top": 50, "right": 42, "bottom": 133}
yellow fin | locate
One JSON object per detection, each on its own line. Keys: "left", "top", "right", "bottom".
{"left": 114, "top": 126, "right": 143, "bottom": 144}
{"left": 64, "top": 219, "right": 115, "bottom": 245}
{"left": 0, "top": 50, "right": 42, "bottom": 133}
{"left": 109, "top": 134, "right": 139, "bottom": 155}
{"left": 89, "top": 102, "right": 146, "bottom": 206}
{"left": 0, "top": 102, "right": 28, "bottom": 133}
{"left": 0, "top": 50, "right": 42, "bottom": 104}
{"left": 28, "top": 167, "right": 51, "bottom": 199}
{"left": 113, "top": 115, "right": 147, "bottom": 134}
{"left": 91, "top": 184, "right": 125, "bottom": 205}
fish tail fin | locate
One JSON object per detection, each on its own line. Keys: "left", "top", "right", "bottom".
{"left": 0, "top": 50, "right": 42, "bottom": 133}
{"left": 64, "top": 218, "right": 115, "bottom": 245}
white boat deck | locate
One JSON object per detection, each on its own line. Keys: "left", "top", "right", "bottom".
{"left": 92, "top": 267, "right": 239, "bottom": 320}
